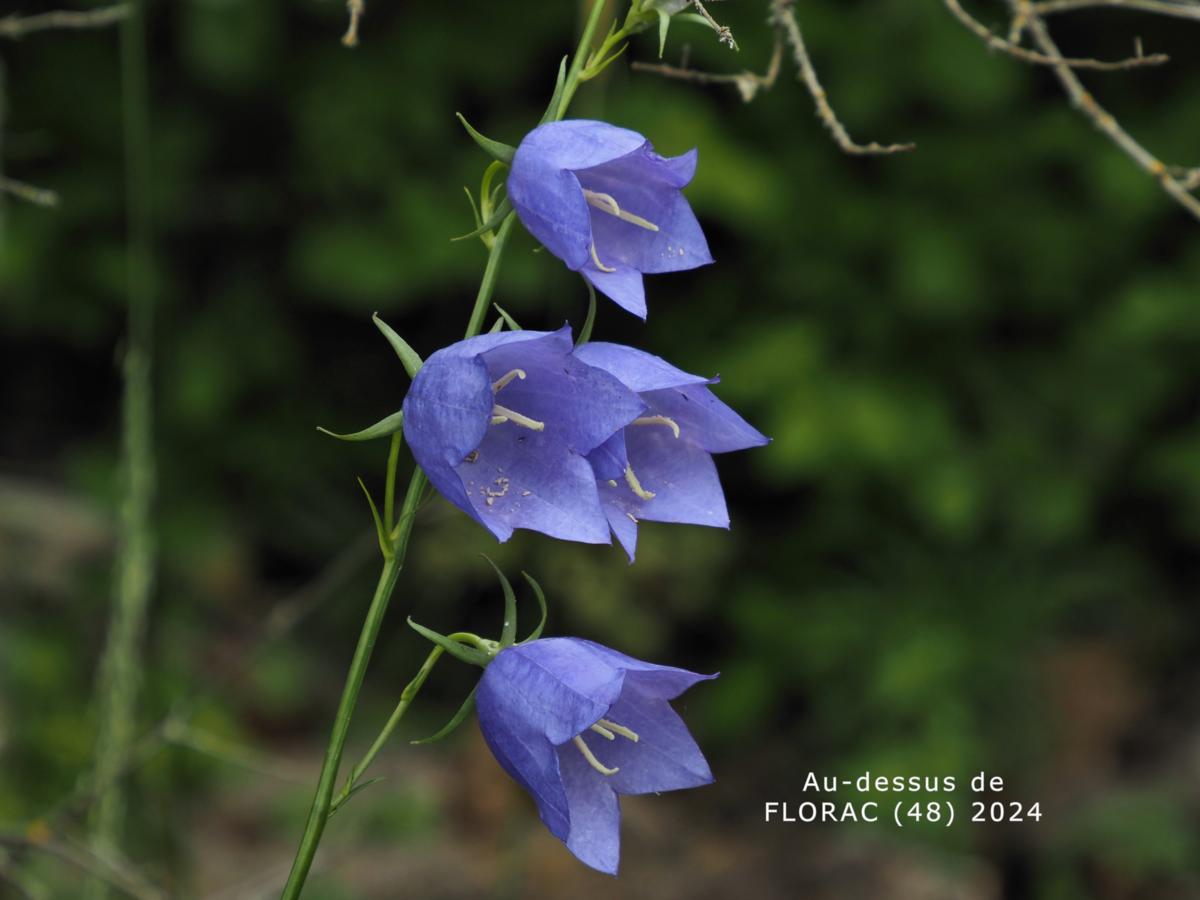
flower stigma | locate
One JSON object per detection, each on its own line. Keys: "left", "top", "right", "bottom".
{"left": 596, "top": 718, "right": 639, "bottom": 742}
{"left": 624, "top": 463, "right": 656, "bottom": 500}
{"left": 590, "top": 242, "right": 617, "bottom": 273}
{"left": 491, "top": 404, "right": 545, "bottom": 431}
{"left": 582, "top": 189, "right": 660, "bottom": 232}
{"left": 492, "top": 368, "right": 526, "bottom": 392}
{"left": 631, "top": 415, "right": 680, "bottom": 438}
{"left": 573, "top": 734, "right": 619, "bottom": 776}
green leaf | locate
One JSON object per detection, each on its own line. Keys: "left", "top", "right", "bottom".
{"left": 521, "top": 572, "right": 548, "bottom": 642}
{"left": 316, "top": 409, "right": 404, "bottom": 442}
{"left": 410, "top": 685, "right": 478, "bottom": 745}
{"left": 539, "top": 56, "right": 569, "bottom": 125}
{"left": 657, "top": 8, "right": 670, "bottom": 57}
{"left": 576, "top": 280, "right": 597, "bottom": 346}
{"left": 372, "top": 313, "right": 423, "bottom": 378}
{"left": 328, "top": 776, "right": 386, "bottom": 817}
{"left": 482, "top": 556, "right": 518, "bottom": 647}
{"left": 492, "top": 303, "right": 522, "bottom": 331}
{"left": 455, "top": 112, "right": 515, "bottom": 164}
{"left": 407, "top": 618, "right": 492, "bottom": 667}
{"left": 451, "top": 197, "right": 512, "bottom": 243}
{"left": 358, "top": 478, "right": 392, "bottom": 558}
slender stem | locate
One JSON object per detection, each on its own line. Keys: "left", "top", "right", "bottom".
{"left": 383, "top": 432, "right": 401, "bottom": 529}
{"left": 280, "top": 468, "right": 425, "bottom": 899}
{"left": 281, "top": 4, "right": 609, "bottom": 894}
{"left": 87, "top": 1, "right": 155, "bottom": 894}
{"left": 463, "top": 213, "right": 516, "bottom": 338}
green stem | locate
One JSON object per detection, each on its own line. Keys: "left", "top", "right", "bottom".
{"left": 281, "top": 4, "right": 611, "bottom": 894}
{"left": 280, "top": 468, "right": 425, "bottom": 899}
{"left": 87, "top": 1, "right": 155, "bottom": 894}
{"left": 383, "top": 432, "right": 402, "bottom": 529}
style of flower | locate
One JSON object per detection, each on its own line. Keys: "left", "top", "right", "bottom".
{"left": 475, "top": 637, "right": 716, "bottom": 874}
{"left": 573, "top": 342, "right": 769, "bottom": 560}
{"left": 507, "top": 119, "right": 712, "bottom": 319}
{"left": 401, "top": 327, "right": 645, "bottom": 544}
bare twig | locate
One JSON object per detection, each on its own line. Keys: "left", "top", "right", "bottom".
{"left": 1032, "top": 0, "right": 1200, "bottom": 18}
{"left": 690, "top": 0, "right": 736, "bottom": 48}
{"left": 0, "top": 5, "right": 129, "bottom": 39}
{"left": 0, "top": 174, "right": 58, "bottom": 207}
{"left": 341, "top": 0, "right": 364, "bottom": 47}
{"left": 632, "top": 28, "right": 782, "bottom": 102}
{"left": 0, "top": 831, "right": 163, "bottom": 900}
{"left": 773, "top": 0, "right": 915, "bottom": 154}
{"left": 944, "top": 0, "right": 1170, "bottom": 69}
{"left": 1016, "top": 3, "right": 1200, "bottom": 220}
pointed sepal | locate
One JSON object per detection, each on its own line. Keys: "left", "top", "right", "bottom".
{"left": 317, "top": 409, "right": 404, "bottom": 442}
{"left": 456, "top": 113, "right": 516, "bottom": 164}
{"left": 407, "top": 618, "right": 493, "bottom": 667}
{"left": 410, "top": 685, "right": 478, "bottom": 745}
{"left": 373, "top": 313, "right": 423, "bottom": 378}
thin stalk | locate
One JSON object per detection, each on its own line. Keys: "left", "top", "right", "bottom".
{"left": 280, "top": 3, "right": 610, "bottom": 894}
{"left": 383, "top": 432, "right": 402, "bottom": 529}
{"left": 86, "top": 0, "right": 155, "bottom": 894}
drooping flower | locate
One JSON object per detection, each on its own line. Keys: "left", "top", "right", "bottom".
{"left": 401, "top": 327, "right": 645, "bottom": 544}
{"left": 573, "top": 342, "right": 769, "bottom": 561}
{"left": 475, "top": 637, "right": 716, "bottom": 874}
{"left": 507, "top": 119, "right": 712, "bottom": 319}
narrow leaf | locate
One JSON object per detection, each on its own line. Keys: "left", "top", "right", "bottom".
{"left": 462, "top": 186, "right": 482, "bottom": 228}
{"left": 487, "top": 316, "right": 505, "bottom": 334}
{"left": 329, "top": 777, "right": 386, "bottom": 817}
{"left": 372, "top": 313, "right": 423, "bottom": 378}
{"left": 492, "top": 303, "right": 522, "bottom": 331}
{"left": 407, "top": 618, "right": 491, "bottom": 667}
{"left": 521, "top": 572, "right": 548, "bottom": 642}
{"left": 539, "top": 56, "right": 569, "bottom": 124}
{"left": 358, "top": 478, "right": 391, "bottom": 558}
{"left": 410, "top": 686, "right": 478, "bottom": 745}
{"left": 317, "top": 409, "right": 404, "bottom": 442}
{"left": 483, "top": 556, "right": 518, "bottom": 647}
{"left": 657, "top": 9, "right": 670, "bottom": 57}
{"left": 451, "top": 197, "right": 512, "bottom": 243}
{"left": 455, "top": 113, "right": 516, "bottom": 164}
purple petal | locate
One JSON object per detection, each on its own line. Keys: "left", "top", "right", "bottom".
{"left": 508, "top": 168, "right": 592, "bottom": 271}
{"left": 600, "top": 426, "right": 730, "bottom": 530}
{"left": 568, "top": 638, "right": 717, "bottom": 700}
{"left": 581, "top": 265, "right": 647, "bottom": 319}
{"left": 476, "top": 672, "right": 571, "bottom": 842}
{"left": 517, "top": 120, "right": 650, "bottom": 171}
{"left": 593, "top": 683, "right": 714, "bottom": 796}
{"left": 601, "top": 496, "right": 639, "bottom": 563}
{"left": 455, "top": 426, "right": 612, "bottom": 544}
{"left": 484, "top": 337, "right": 645, "bottom": 455}
{"left": 486, "top": 640, "right": 626, "bottom": 743}
{"left": 643, "top": 384, "right": 770, "bottom": 454}
{"left": 574, "top": 342, "right": 709, "bottom": 393}
{"left": 586, "top": 430, "right": 628, "bottom": 483}
{"left": 555, "top": 741, "right": 622, "bottom": 875}
{"left": 403, "top": 353, "right": 492, "bottom": 468}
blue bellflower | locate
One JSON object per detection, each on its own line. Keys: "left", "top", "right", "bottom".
{"left": 475, "top": 637, "right": 716, "bottom": 874}
{"left": 508, "top": 120, "right": 713, "bottom": 319}
{"left": 401, "top": 327, "right": 645, "bottom": 544}
{"left": 574, "top": 342, "right": 770, "bottom": 560}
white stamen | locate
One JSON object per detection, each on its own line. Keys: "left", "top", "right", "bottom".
{"left": 596, "top": 718, "right": 639, "bottom": 742}
{"left": 590, "top": 242, "right": 616, "bottom": 273}
{"left": 573, "top": 735, "right": 619, "bottom": 776}
{"left": 582, "top": 189, "right": 661, "bottom": 232}
{"left": 492, "top": 368, "right": 526, "bottom": 392}
{"left": 589, "top": 722, "right": 616, "bottom": 740}
{"left": 624, "top": 463, "right": 655, "bottom": 500}
{"left": 632, "top": 415, "right": 681, "bottom": 438}
{"left": 491, "top": 404, "right": 545, "bottom": 431}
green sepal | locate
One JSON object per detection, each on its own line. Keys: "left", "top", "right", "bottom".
{"left": 492, "top": 303, "right": 522, "bottom": 331}
{"left": 584, "top": 41, "right": 628, "bottom": 82}
{"left": 358, "top": 478, "right": 392, "bottom": 558}
{"left": 451, "top": 197, "right": 512, "bottom": 242}
{"left": 410, "top": 685, "right": 478, "bottom": 745}
{"left": 487, "top": 316, "right": 505, "bottom": 334}
{"left": 372, "top": 313, "right": 423, "bottom": 378}
{"left": 455, "top": 112, "right": 515, "bottom": 164}
{"left": 520, "top": 572, "right": 548, "bottom": 642}
{"left": 657, "top": 8, "right": 670, "bottom": 57}
{"left": 576, "top": 280, "right": 597, "bottom": 346}
{"left": 407, "top": 618, "right": 492, "bottom": 667}
{"left": 317, "top": 409, "right": 404, "bottom": 442}
{"left": 482, "top": 556, "right": 519, "bottom": 647}
{"left": 328, "top": 777, "right": 385, "bottom": 817}
{"left": 539, "top": 56, "right": 568, "bottom": 124}
{"left": 462, "top": 185, "right": 482, "bottom": 228}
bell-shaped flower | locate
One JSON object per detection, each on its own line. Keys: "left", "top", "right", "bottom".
{"left": 402, "top": 327, "right": 645, "bottom": 544}
{"left": 573, "top": 342, "right": 769, "bottom": 561}
{"left": 507, "top": 119, "right": 712, "bottom": 319}
{"left": 475, "top": 636, "right": 716, "bottom": 874}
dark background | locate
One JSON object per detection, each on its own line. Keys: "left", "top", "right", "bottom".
{"left": 3, "top": 0, "right": 1200, "bottom": 897}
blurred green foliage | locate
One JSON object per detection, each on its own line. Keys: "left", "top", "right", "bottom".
{"left": 3, "top": 0, "right": 1200, "bottom": 896}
